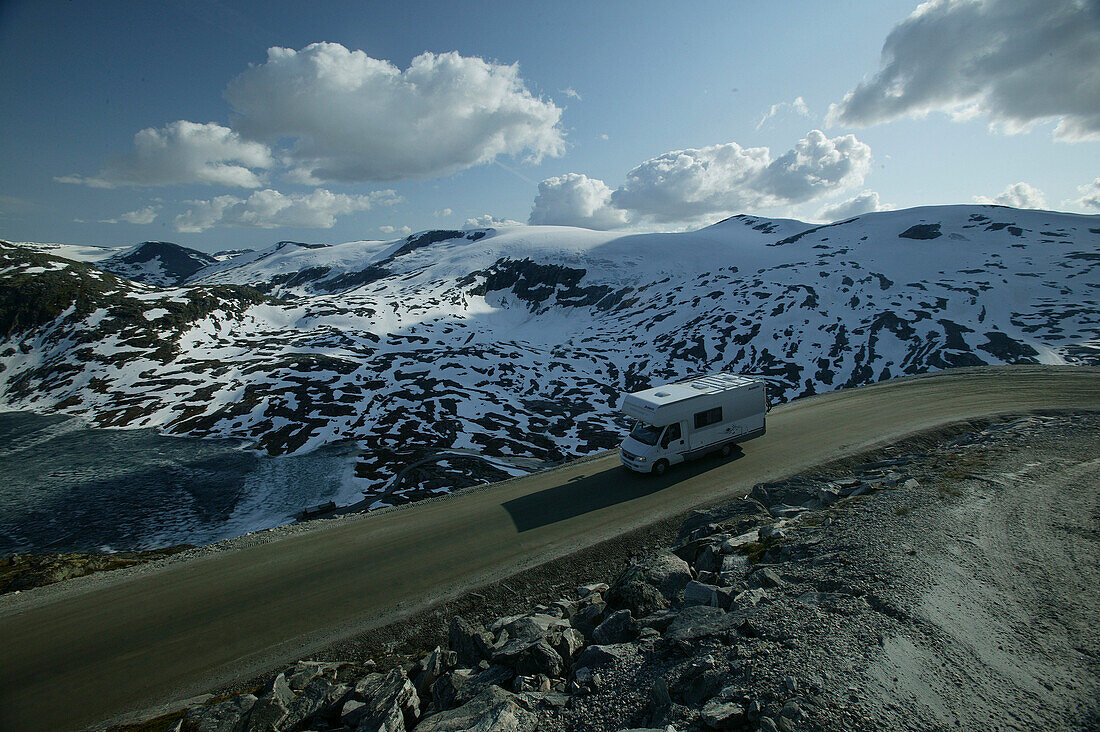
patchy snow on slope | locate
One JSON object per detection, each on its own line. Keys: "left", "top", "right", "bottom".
{"left": 1, "top": 205, "right": 1097, "bottom": 528}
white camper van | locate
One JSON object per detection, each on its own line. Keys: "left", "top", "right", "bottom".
{"left": 619, "top": 373, "right": 767, "bottom": 475}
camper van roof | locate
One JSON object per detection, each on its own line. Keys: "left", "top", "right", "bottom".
{"left": 628, "top": 373, "right": 759, "bottom": 406}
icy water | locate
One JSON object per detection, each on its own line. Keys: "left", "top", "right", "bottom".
{"left": 0, "top": 412, "right": 364, "bottom": 556}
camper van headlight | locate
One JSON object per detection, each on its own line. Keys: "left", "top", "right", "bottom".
{"left": 636, "top": 455, "right": 647, "bottom": 462}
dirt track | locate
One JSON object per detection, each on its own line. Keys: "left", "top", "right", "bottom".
{"left": 1, "top": 365, "right": 1098, "bottom": 731}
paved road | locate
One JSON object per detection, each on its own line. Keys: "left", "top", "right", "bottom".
{"left": 2, "top": 366, "right": 1098, "bottom": 731}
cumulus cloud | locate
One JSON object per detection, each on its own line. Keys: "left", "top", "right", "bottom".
{"left": 174, "top": 188, "right": 399, "bottom": 232}
{"left": 57, "top": 121, "right": 272, "bottom": 188}
{"left": 756, "top": 96, "right": 811, "bottom": 130}
{"left": 464, "top": 214, "right": 525, "bottom": 229}
{"left": 827, "top": 0, "right": 1100, "bottom": 141}
{"left": 433, "top": 208, "right": 453, "bottom": 218}
{"left": 99, "top": 205, "right": 160, "bottom": 225}
{"left": 528, "top": 173, "right": 631, "bottom": 229}
{"left": 973, "top": 181, "right": 1047, "bottom": 209}
{"left": 816, "top": 191, "right": 887, "bottom": 221}
{"left": 224, "top": 43, "right": 565, "bottom": 183}
{"left": 608, "top": 130, "right": 871, "bottom": 222}
{"left": 379, "top": 224, "right": 413, "bottom": 236}
{"left": 1066, "top": 177, "right": 1100, "bottom": 210}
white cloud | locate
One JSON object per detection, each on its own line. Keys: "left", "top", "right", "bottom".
{"left": 433, "top": 208, "right": 453, "bottom": 218}
{"left": 174, "top": 188, "right": 399, "bottom": 232}
{"left": 379, "top": 224, "right": 413, "bottom": 236}
{"left": 464, "top": 214, "right": 525, "bottom": 229}
{"left": 827, "top": 0, "right": 1100, "bottom": 142}
{"left": 529, "top": 173, "right": 630, "bottom": 229}
{"left": 815, "top": 191, "right": 887, "bottom": 221}
{"left": 756, "top": 96, "right": 811, "bottom": 130}
{"left": 608, "top": 130, "right": 871, "bottom": 222}
{"left": 100, "top": 205, "right": 160, "bottom": 225}
{"left": 560, "top": 87, "right": 582, "bottom": 101}
{"left": 973, "top": 181, "right": 1047, "bottom": 209}
{"left": 224, "top": 43, "right": 565, "bottom": 182}
{"left": 1065, "top": 177, "right": 1100, "bottom": 211}
{"left": 58, "top": 121, "right": 273, "bottom": 188}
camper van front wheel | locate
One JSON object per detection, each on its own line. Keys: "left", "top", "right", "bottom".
{"left": 652, "top": 459, "right": 669, "bottom": 476}
{"left": 721, "top": 443, "right": 733, "bottom": 457}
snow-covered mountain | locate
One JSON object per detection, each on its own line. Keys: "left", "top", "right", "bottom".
{"left": 98, "top": 241, "right": 220, "bottom": 287}
{"left": 2, "top": 205, "right": 1097, "bottom": 510}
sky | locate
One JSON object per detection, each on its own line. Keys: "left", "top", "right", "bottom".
{"left": 0, "top": 0, "right": 1097, "bottom": 253}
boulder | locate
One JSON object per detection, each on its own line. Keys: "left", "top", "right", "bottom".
{"left": 414, "top": 686, "right": 536, "bottom": 732}
{"left": 345, "top": 667, "right": 419, "bottom": 732}
{"left": 592, "top": 609, "right": 638, "bottom": 644}
{"left": 683, "top": 580, "right": 732, "bottom": 609}
{"left": 607, "top": 552, "right": 692, "bottom": 616}
{"left": 449, "top": 617, "right": 494, "bottom": 667}
{"left": 280, "top": 677, "right": 350, "bottom": 731}
{"left": 701, "top": 699, "right": 747, "bottom": 729}
{"left": 411, "top": 646, "right": 456, "bottom": 698}
{"left": 491, "top": 615, "right": 570, "bottom": 676}
{"left": 673, "top": 500, "right": 768, "bottom": 549}
{"left": 731, "top": 588, "right": 769, "bottom": 609}
{"left": 246, "top": 673, "right": 296, "bottom": 732}
{"left": 553, "top": 627, "right": 585, "bottom": 667}
{"left": 573, "top": 643, "right": 636, "bottom": 669}
{"left": 283, "top": 660, "right": 355, "bottom": 692}
{"left": 577, "top": 582, "right": 609, "bottom": 597}
{"left": 432, "top": 664, "right": 514, "bottom": 712}
{"left": 183, "top": 694, "right": 257, "bottom": 732}
{"left": 749, "top": 568, "right": 785, "bottom": 589}
{"left": 570, "top": 601, "right": 607, "bottom": 640}
{"left": 663, "top": 606, "right": 742, "bottom": 644}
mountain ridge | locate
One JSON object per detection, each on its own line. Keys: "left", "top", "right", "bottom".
{"left": 1, "top": 204, "right": 1097, "bottom": 516}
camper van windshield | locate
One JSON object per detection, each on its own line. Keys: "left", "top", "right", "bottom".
{"left": 630, "top": 421, "right": 662, "bottom": 446}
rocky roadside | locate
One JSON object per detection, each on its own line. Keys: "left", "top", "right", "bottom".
{"left": 105, "top": 412, "right": 1099, "bottom": 732}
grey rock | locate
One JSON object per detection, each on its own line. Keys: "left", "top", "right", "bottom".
{"left": 651, "top": 676, "right": 672, "bottom": 709}
{"left": 281, "top": 677, "right": 349, "bottom": 731}
{"left": 283, "top": 660, "right": 354, "bottom": 692}
{"left": 720, "top": 532, "right": 758, "bottom": 554}
{"left": 577, "top": 582, "right": 609, "bottom": 597}
{"left": 750, "top": 568, "right": 785, "bottom": 589}
{"left": 784, "top": 676, "right": 798, "bottom": 694}
{"left": 492, "top": 614, "right": 569, "bottom": 676}
{"left": 553, "top": 627, "right": 585, "bottom": 667}
{"left": 412, "top": 646, "right": 454, "bottom": 698}
{"left": 432, "top": 664, "right": 513, "bottom": 712}
{"left": 183, "top": 694, "right": 257, "bottom": 732}
{"left": 592, "top": 609, "right": 638, "bottom": 644}
{"left": 664, "top": 605, "right": 742, "bottom": 644}
{"left": 414, "top": 686, "right": 537, "bottom": 732}
{"left": 246, "top": 673, "right": 296, "bottom": 732}
{"left": 701, "top": 699, "right": 746, "bottom": 728}
{"left": 759, "top": 716, "right": 780, "bottom": 732}
{"left": 573, "top": 643, "right": 636, "bottom": 669}
{"left": 607, "top": 552, "right": 693, "bottom": 616}
{"left": 638, "top": 627, "right": 661, "bottom": 641}
{"left": 673, "top": 499, "right": 768, "bottom": 549}
{"left": 731, "top": 588, "right": 769, "bottom": 609}
{"left": 449, "top": 616, "right": 494, "bottom": 667}
{"left": 636, "top": 610, "right": 678, "bottom": 632}
{"left": 683, "top": 580, "right": 723, "bottom": 608}
{"left": 758, "top": 524, "right": 787, "bottom": 541}
{"left": 767, "top": 504, "right": 808, "bottom": 519}
{"left": 348, "top": 668, "right": 419, "bottom": 732}
{"left": 570, "top": 601, "right": 607, "bottom": 641}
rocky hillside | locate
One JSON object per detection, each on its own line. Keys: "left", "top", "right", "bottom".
{"left": 1, "top": 205, "right": 1097, "bottom": 513}
{"left": 99, "top": 241, "right": 219, "bottom": 286}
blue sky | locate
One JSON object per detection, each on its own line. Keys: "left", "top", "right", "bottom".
{"left": 1, "top": 0, "right": 1097, "bottom": 252}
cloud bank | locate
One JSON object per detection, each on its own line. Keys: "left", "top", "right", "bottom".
{"left": 58, "top": 121, "right": 273, "bottom": 188}
{"left": 529, "top": 130, "right": 872, "bottom": 228}
{"left": 174, "top": 188, "right": 399, "bottom": 232}
{"left": 973, "top": 181, "right": 1047, "bottom": 209}
{"left": 1067, "top": 178, "right": 1100, "bottom": 211}
{"left": 224, "top": 43, "right": 565, "bottom": 183}
{"left": 816, "top": 191, "right": 886, "bottom": 221}
{"left": 828, "top": 0, "right": 1100, "bottom": 141}
{"left": 528, "top": 174, "right": 630, "bottom": 229}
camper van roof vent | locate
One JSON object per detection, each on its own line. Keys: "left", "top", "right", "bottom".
{"left": 654, "top": 391, "right": 671, "bottom": 397}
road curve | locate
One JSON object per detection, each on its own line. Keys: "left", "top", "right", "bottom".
{"left": 2, "top": 365, "right": 1098, "bottom": 731}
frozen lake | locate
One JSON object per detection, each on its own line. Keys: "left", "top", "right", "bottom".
{"left": 0, "top": 412, "right": 364, "bottom": 556}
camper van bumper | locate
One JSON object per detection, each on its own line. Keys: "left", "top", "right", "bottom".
{"left": 619, "top": 446, "right": 651, "bottom": 472}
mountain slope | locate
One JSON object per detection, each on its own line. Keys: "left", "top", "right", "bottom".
{"left": 1, "top": 205, "right": 1097, "bottom": 512}
{"left": 98, "top": 241, "right": 219, "bottom": 286}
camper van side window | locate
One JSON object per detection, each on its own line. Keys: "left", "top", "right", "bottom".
{"left": 694, "top": 407, "right": 722, "bottom": 429}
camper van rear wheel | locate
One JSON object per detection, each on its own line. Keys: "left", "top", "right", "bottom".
{"left": 652, "top": 459, "right": 669, "bottom": 476}
{"left": 720, "top": 443, "right": 733, "bottom": 457}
